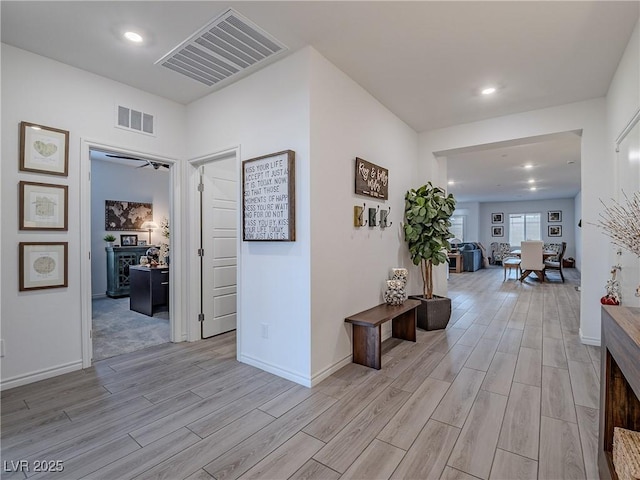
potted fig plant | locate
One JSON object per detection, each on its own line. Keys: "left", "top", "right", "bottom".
{"left": 404, "top": 182, "right": 456, "bottom": 330}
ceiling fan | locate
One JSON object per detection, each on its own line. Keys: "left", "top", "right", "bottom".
{"left": 105, "top": 154, "right": 170, "bottom": 170}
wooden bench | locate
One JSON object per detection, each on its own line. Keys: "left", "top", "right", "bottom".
{"left": 345, "top": 299, "right": 420, "bottom": 369}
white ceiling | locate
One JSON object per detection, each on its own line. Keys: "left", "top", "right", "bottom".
{"left": 2, "top": 1, "right": 638, "bottom": 201}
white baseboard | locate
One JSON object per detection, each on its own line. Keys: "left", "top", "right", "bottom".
{"left": 1, "top": 360, "right": 83, "bottom": 391}
{"left": 579, "top": 328, "right": 601, "bottom": 346}
{"left": 310, "top": 355, "right": 353, "bottom": 387}
{"left": 239, "top": 354, "right": 312, "bottom": 387}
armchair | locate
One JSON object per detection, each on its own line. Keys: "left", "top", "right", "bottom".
{"left": 490, "top": 242, "right": 513, "bottom": 265}
{"left": 544, "top": 242, "right": 567, "bottom": 282}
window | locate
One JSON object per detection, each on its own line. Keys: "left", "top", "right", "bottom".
{"left": 449, "top": 215, "right": 465, "bottom": 241}
{"left": 509, "top": 213, "right": 541, "bottom": 245}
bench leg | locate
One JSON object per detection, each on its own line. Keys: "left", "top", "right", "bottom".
{"left": 352, "top": 324, "right": 382, "bottom": 369}
{"left": 392, "top": 309, "right": 417, "bottom": 342}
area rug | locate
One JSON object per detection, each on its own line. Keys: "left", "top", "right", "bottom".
{"left": 92, "top": 296, "right": 170, "bottom": 361}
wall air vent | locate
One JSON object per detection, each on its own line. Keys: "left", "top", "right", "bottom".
{"left": 116, "top": 105, "right": 155, "bottom": 136}
{"left": 156, "top": 8, "right": 287, "bottom": 88}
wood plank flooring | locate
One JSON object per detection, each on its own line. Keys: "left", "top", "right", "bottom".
{"left": 1, "top": 266, "right": 599, "bottom": 479}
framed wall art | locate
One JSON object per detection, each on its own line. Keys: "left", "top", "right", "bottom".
{"left": 548, "top": 210, "right": 562, "bottom": 222}
{"left": 19, "top": 242, "right": 68, "bottom": 291}
{"left": 19, "top": 181, "right": 68, "bottom": 231}
{"left": 492, "top": 225, "right": 504, "bottom": 237}
{"left": 491, "top": 212, "right": 504, "bottom": 223}
{"left": 105, "top": 200, "right": 153, "bottom": 231}
{"left": 548, "top": 225, "right": 562, "bottom": 237}
{"left": 355, "top": 157, "right": 389, "bottom": 200}
{"left": 120, "top": 234, "right": 138, "bottom": 246}
{"left": 19, "top": 121, "right": 69, "bottom": 176}
{"left": 242, "top": 150, "right": 295, "bottom": 241}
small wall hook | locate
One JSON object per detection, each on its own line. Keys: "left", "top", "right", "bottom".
{"left": 369, "top": 206, "right": 379, "bottom": 227}
{"left": 354, "top": 203, "right": 367, "bottom": 227}
{"left": 380, "top": 207, "right": 392, "bottom": 228}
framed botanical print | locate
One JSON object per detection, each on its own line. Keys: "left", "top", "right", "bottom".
{"left": 492, "top": 225, "right": 504, "bottom": 237}
{"left": 492, "top": 213, "right": 504, "bottom": 223}
{"left": 19, "top": 242, "right": 68, "bottom": 291}
{"left": 19, "top": 181, "right": 68, "bottom": 231}
{"left": 19, "top": 122, "right": 69, "bottom": 176}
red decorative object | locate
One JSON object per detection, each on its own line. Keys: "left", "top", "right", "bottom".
{"left": 601, "top": 295, "right": 620, "bottom": 306}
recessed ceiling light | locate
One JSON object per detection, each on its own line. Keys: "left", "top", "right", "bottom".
{"left": 524, "top": 164, "right": 533, "bottom": 169}
{"left": 530, "top": 186, "right": 537, "bottom": 191}
{"left": 528, "top": 179, "right": 535, "bottom": 184}
{"left": 124, "top": 31, "right": 143, "bottom": 43}
{"left": 448, "top": 180, "right": 454, "bottom": 185}
{"left": 481, "top": 87, "right": 497, "bottom": 95}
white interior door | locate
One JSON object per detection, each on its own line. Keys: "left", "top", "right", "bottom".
{"left": 201, "top": 157, "right": 237, "bottom": 338}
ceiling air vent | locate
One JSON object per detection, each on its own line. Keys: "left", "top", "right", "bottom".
{"left": 116, "top": 105, "right": 155, "bottom": 136}
{"left": 156, "top": 8, "right": 287, "bottom": 88}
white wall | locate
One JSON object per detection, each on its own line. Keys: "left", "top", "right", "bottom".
{"left": 479, "top": 198, "right": 576, "bottom": 258}
{"left": 1, "top": 45, "right": 186, "bottom": 388}
{"left": 419, "top": 98, "right": 608, "bottom": 344}
{"left": 453, "top": 202, "right": 480, "bottom": 242}
{"left": 308, "top": 50, "right": 419, "bottom": 382}
{"left": 187, "top": 48, "right": 312, "bottom": 385}
{"left": 90, "top": 159, "right": 170, "bottom": 297}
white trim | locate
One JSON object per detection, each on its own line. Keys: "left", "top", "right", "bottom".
{"left": 310, "top": 355, "right": 353, "bottom": 387}
{"left": 579, "top": 328, "right": 601, "bottom": 346}
{"left": 187, "top": 147, "right": 241, "bottom": 344}
{"left": 80, "top": 139, "right": 183, "bottom": 369}
{"left": 240, "top": 354, "right": 312, "bottom": 387}
{"left": 615, "top": 106, "right": 640, "bottom": 152}
{"left": 1, "top": 360, "right": 82, "bottom": 391}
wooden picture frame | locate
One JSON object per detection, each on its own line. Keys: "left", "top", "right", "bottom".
{"left": 19, "top": 242, "right": 68, "bottom": 291}
{"left": 492, "top": 225, "right": 504, "bottom": 237}
{"left": 491, "top": 212, "right": 504, "bottom": 224}
{"left": 548, "top": 225, "right": 562, "bottom": 237}
{"left": 120, "top": 234, "right": 138, "bottom": 246}
{"left": 242, "top": 150, "right": 295, "bottom": 241}
{"left": 548, "top": 210, "right": 562, "bottom": 222}
{"left": 19, "top": 181, "right": 68, "bottom": 231}
{"left": 105, "top": 200, "right": 153, "bottom": 231}
{"left": 19, "top": 121, "right": 69, "bottom": 176}
{"left": 355, "top": 157, "right": 389, "bottom": 200}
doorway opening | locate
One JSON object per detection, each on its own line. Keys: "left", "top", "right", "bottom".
{"left": 88, "top": 148, "right": 173, "bottom": 361}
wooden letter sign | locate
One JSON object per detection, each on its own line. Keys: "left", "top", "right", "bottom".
{"left": 243, "top": 150, "right": 295, "bottom": 241}
{"left": 355, "top": 157, "right": 388, "bottom": 200}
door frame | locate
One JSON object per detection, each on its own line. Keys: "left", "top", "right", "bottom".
{"left": 80, "top": 138, "right": 182, "bottom": 368}
{"left": 187, "top": 146, "right": 241, "bottom": 345}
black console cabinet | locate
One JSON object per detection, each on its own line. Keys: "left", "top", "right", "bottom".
{"left": 129, "top": 265, "right": 169, "bottom": 316}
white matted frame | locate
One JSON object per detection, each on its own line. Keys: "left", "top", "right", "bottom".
{"left": 19, "top": 242, "right": 68, "bottom": 291}
{"left": 19, "top": 181, "right": 68, "bottom": 230}
{"left": 20, "top": 121, "right": 69, "bottom": 176}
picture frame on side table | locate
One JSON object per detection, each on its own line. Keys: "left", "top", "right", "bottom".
{"left": 548, "top": 210, "right": 562, "bottom": 222}
{"left": 19, "top": 122, "right": 69, "bottom": 176}
{"left": 492, "top": 226, "right": 504, "bottom": 237}
{"left": 548, "top": 225, "right": 562, "bottom": 237}
{"left": 491, "top": 212, "right": 504, "bottom": 223}
{"left": 19, "top": 181, "right": 68, "bottom": 231}
{"left": 19, "top": 242, "right": 68, "bottom": 291}
{"left": 120, "top": 234, "right": 138, "bottom": 246}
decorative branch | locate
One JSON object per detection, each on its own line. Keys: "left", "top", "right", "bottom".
{"left": 596, "top": 191, "right": 640, "bottom": 257}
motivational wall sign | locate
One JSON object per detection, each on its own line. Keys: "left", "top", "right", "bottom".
{"left": 242, "top": 150, "right": 295, "bottom": 241}
{"left": 355, "top": 157, "right": 388, "bottom": 200}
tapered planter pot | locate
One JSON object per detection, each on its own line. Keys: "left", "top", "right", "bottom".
{"left": 410, "top": 295, "right": 451, "bottom": 331}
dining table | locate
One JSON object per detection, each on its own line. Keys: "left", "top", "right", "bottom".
{"left": 510, "top": 249, "right": 557, "bottom": 259}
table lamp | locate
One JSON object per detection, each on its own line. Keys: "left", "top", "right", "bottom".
{"left": 141, "top": 221, "right": 158, "bottom": 244}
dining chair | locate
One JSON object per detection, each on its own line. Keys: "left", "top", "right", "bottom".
{"left": 544, "top": 241, "right": 567, "bottom": 282}
{"left": 519, "top": 241, "right": 545, "bottom": 282}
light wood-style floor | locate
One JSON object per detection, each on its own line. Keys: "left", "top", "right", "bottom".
{"left": 1, "top": 266, "right": 600, "bottom": 480}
